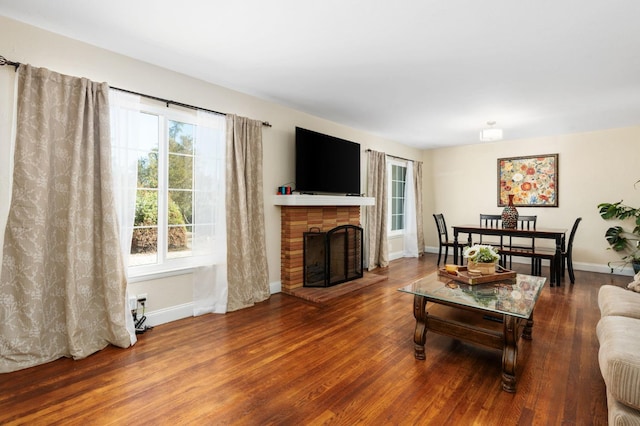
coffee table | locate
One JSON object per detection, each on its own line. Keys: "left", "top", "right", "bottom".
{"left": 398, "top": 272, "right": 546, "bottom": 392}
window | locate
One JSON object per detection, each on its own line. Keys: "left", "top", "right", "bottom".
{"left": 113, "top": 99, "right": 226, "bottom": 277}
{"left": 387, "top": 159, "right": 407, "bottom": 236}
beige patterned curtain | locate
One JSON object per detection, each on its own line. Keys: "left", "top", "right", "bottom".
{"left": 366, "top": 150, "right": 389, "bottom": 270}
{"left": 225, "top": 115, "right": 270, "bottom": 312}
{"left": 413, "top": 161, "right": 425, "bottom": 254}
{"left": 0, "top": 65, "right": 132, "bottom": 373}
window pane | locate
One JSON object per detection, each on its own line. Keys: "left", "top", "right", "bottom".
{"left": 192, "top": 223, "right": 214, "bottom": 252}
{"left": 134, "top": 190, "right": 158, "bottom": 226}
{"left": 391, "top": 215, "right": 400, "bottom": 231}
{"left": 131, "top": 189, "right": 158, "bottom": 265}
{"left": 396, "top": 181, "right": 404, "bottom": 196}
{"left": 389, "top": 163, "right": 407, "bottom": 233}
{"left": 137, "top": 114, "right": 159, "bottom": 189}
{"left": 130, "top": 226, "right": 158, "bottom": 266}
{"left": 169, "top": 120, "right": 195, "bottom": 155}
{"left": 168, "top": 153, "right": 193, "bottom": 189}
{"left": 137, "top": 150, "right": 159, "bottom": 189}
{"left": 168, "top": 224, "right": 192, "bottom": 259}
{"left": 169, "top": 190, "right": 192, "bottom": 225}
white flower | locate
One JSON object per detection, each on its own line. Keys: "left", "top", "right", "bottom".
{"left": 512, "top": 173, "right": 524, "bottom": 182}
{"left": 463, "top": 244, "right": 500, "bottom": 263}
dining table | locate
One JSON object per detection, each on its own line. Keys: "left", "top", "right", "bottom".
{"left": 452, "top": 224, "right": 568, "bottom": 286}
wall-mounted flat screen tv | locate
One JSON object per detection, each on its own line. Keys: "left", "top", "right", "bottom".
{"left": 295, "top": 127, "right": 361, "bottom": 195}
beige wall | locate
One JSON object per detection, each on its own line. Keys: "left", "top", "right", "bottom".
{"left": 0, "top": 16, "right": 422, "bottom": 324}
{"left": 424, "top": 127, "right": 640, "bottom": 274}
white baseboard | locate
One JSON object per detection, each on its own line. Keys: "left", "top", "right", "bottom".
{"left": 145, "top": 302, "right": 194, "bottom": 327}
{"left": 270, "top": 280, "right": 281, "bottom": 294}
{"left": 144, "top": 282, "right": 283, "bottom": 326}
{"left": 389, "top": 250, "right": 404, "bottom": 261}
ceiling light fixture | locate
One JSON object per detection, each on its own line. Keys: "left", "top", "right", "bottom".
{"left": 479, "top": 121, "right": 503, "bottom": 142}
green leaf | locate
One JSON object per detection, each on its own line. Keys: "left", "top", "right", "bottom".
{"left": 605, "top": 226, "right": 629, "bottom": 251}
{"left": 598, "top": 202, "right": 619, "bottom": 219}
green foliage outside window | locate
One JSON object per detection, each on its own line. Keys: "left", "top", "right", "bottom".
{"left": 131, "top": 191, "right": 187, "bottom": 253}
{"left": 132, "top": 121, "right": 193, "bottom": 253}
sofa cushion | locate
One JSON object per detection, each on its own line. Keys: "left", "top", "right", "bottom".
{"left": 599, "top": 285, "right": 640, "bottom": 319}
{"left": 597, "top": 315, "right": 640, "bottom": 411}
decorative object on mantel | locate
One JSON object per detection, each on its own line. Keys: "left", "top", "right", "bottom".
{"left": 501, "top": 194, "right": 519, "bottom": 229}
{"left": 277, "top": 182, "right": 294, "bottom": 195}
{"left": 498, "top": 154, "right": 559, "bottom": 207}
{"left": 463, "top": 244, "right": 500, "bottom": 275}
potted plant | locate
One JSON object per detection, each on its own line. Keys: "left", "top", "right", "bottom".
{"left": 463, "top": 244, "right": 500, "bottom": 275}
{"left": 598, "top": 180, "right": 640, "bottom": 273}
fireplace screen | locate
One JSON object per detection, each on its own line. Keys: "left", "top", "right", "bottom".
{"left": 303, "top": 225, "right": 363, "bottom": 287}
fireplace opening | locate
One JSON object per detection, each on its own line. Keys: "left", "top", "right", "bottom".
{"left": 303, "top": 225, "right": 363, "bottom": 287}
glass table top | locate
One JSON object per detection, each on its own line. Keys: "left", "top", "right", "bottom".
{"left": 398, "top": 272, "right": 547, "bottom": 319}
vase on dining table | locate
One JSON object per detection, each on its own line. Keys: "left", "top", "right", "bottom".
{"left": 501, "top": 194, "right": 519, "bottom": 229}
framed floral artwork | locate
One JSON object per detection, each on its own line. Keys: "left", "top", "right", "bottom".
{"left": 497, "top": 154, "right": 558, "bottom": 207}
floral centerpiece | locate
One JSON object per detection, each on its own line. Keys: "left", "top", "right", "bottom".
{"left": 463, "top": 244, "right": 500, "bottom": 275}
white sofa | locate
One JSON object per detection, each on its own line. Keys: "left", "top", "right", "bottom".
{"left": 597, "top": 284, "right": 640, "bottom": 425}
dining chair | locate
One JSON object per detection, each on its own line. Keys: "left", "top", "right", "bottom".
{"left": 479, "top": 214, "right": 503, "bottom": 248}
{"left": 504, "top": 215, "right": 538, "bottom": 270}
{"left": 433, "top": 213, "right": 458, "bottom": 266}
{"left": 563, "top": 217, "right": 583, "bottom": 282}
{"left": 534, "top": 217, "right": 582, "bottom": 283}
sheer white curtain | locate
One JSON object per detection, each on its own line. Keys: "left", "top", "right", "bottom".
{"left": 192, "top": 110, "right": 228, "bottom": 315}
{"left": 413, "top": 161, "right": 425, "bottom": 254}
{"left": 0, "top": 72, "right": 18, "bottom": 262}
{"left": 403, "top": 161, "right": 419, "bottom": 257}
{"left": 109, "top": 90, "right": 145, "bottom": 344}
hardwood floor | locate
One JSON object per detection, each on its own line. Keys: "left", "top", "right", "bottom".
{"left": 0, "top": 255, "right": 630, "bottom": 425}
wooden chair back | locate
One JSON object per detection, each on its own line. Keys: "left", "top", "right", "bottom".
{"left": 479, "top": 214, "right": 502, "bottom": 246}
{"left": 433, "top": 213, "right": 449, "bottom": 244}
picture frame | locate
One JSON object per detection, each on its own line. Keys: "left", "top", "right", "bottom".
{"left": 497, "top": 154, "right": 558, "bottom": 207}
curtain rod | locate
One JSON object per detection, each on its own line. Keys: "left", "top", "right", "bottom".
{"left": 0, "top": 54, "right": 272, "bottom": 128}
{"left": 365, "top": 149, "right": 414, "bottom": 163}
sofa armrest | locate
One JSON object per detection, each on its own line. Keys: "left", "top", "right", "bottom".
{"left": 599, "top": 285, "right": 640, "bottom": 319}
{"left": 597, "top": 315, "right": 640, "bottom": 411}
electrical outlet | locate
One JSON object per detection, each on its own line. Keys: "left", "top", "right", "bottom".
{"left": 137, "top": 293, "right": 148, "bottom": 303}
{"left": 128, "top": 295, "right": 137, "bottom": 310}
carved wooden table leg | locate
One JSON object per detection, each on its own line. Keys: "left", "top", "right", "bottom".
{"left": 522, "top": 314, "right": 534, "bottom": 341}
{"left": 413, "top": 295, "right": 427, "bottom": 360}
{"left": 501, "top": 315, "right": 518, "bottom": 393}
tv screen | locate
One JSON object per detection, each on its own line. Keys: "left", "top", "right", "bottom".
{"left": 295, "top": 127, "right": 361, "bottom": 195}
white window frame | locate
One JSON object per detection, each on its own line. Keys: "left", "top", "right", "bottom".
{"left": 127, "top": 104, "right": 223, "bottom": 279}
{"left": 387, "top": 158, "right": 408, "bottom": 237}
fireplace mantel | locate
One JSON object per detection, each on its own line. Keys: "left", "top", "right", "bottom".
{"left": 272, "top": 194, "right": 375, "bottom": 207}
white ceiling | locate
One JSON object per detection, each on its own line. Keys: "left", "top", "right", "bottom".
{"left": 1, "top": 0, "right": 640, "bottom": 149}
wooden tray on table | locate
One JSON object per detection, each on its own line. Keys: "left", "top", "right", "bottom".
{"left": 438, "top": 266, "right": 517, "bottom": 285}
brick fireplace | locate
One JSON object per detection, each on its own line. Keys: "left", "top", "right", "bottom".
{"left": 273, "top": 195, "right": 375, "bottom": 294}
